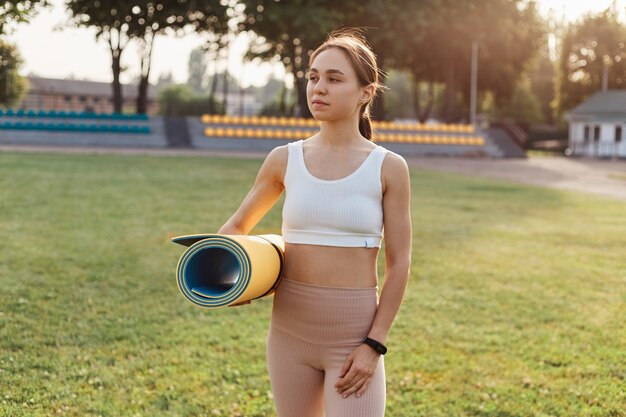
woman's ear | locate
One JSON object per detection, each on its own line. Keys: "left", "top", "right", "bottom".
{"left": 361, "top": 84, "right": 375, "bottom": 104}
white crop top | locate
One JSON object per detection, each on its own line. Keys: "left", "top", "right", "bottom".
{"left": 281, "top": 139, "right": 388, "bottom": 248}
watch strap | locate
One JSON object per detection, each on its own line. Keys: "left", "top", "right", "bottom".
{"left": 362, "top": 336, "right": 387, "bottom": 355}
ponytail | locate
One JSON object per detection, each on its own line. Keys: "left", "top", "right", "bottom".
{"left": 358, "top": 102, "right": 373, "bottom": 141}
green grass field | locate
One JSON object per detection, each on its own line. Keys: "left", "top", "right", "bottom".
{"left": 0, "top": 151, "right": 624, "bottom": 417}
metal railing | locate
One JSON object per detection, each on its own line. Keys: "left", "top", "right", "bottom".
{"left": 569, "top": 141, "right": 625, "bottom": 158}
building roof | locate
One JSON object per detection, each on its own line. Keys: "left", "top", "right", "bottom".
{"left": 26, "top": 76, "right": 159, "bottom": 100}
{"left": 565, "top": 90, "right": 626, "bottom": 120}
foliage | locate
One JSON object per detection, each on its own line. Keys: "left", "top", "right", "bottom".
{"left": 491, "top": 76, "right": 544, "bottom": 126}
{"left": 157, "top": 83, "right": 224, "bottom": 116}
{"left": 396, "top": 0, "right": 546, "bottom": 122}
{"left": 555, "top": 8, "right": 626, "bottom": 118}
{"left": 0, "top": 0, "right": 49, "bottom": 34}
{"left": 0, "top": 40, "right": 28, "bottom": 106}
{"left": 238, "top": 0, "right": 348, "bottom": 118}
{"left": 66, "top": 0, "right": 229, "bottom": 113}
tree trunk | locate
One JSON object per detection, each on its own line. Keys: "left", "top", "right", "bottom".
{"left": 107, "top": 29, "right": 125, "bottom": 114}
{"left": 136, "top": 32, "right": 155, "bottom": 114}
{"left": 295, "top": 74, "right": 311, "bottom": 118}
{"left": 443, "top": 65, "right": 457, "bottom": 123}
{"left": 208, "top": 61, "right": 218, "bottom": 114}
{"left": 371, "top": 54, "right": 386, "bottom": 121}
{"left": 413, "top": 78, "right": 435, "bottom": 123}
{"left": 222, "top": 64, "right": 229, "bottom": 115}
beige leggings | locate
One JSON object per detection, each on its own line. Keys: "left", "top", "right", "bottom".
{"left": 266, "top": 276, "right": 386, "bottom": 417}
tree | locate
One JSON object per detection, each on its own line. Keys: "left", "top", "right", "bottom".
{"left": 66, "top": 0, "right": 229, "bottom": 114}
{"left": 188, "top": 45, "right": 208, "bottom": 93}
{"left": 237, "top": 0, "right": 345, "bottom": 118}
{"left": 337, "top": 0, "right": 409, "bottom": 121}
{"left": 66, "top": 1, "right": 133, "bottom": 113}
{"left": 0, "top": 40, "right": 28, "bottom": 106}
{"left": 493, "top": 75, "right": 543, "bottom": 127}
{"left": 396, "top": 0, "right": 545, "bottom": 122}
{"left": 0, "top": 0, "right": 49, "bottom": 35}
{"left": 555, "top": 7, "right": 626, "bottom": 118}
{"left": 126, "top": 0, "right": 229, "bottom": 114}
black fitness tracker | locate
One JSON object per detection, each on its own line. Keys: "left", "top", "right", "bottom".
{"left": 362, "top": 337, "right": 387, "bottom": 355}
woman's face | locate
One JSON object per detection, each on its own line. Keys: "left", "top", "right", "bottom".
{"left": 306, "top": 47, "right": 371, "bottom": 122}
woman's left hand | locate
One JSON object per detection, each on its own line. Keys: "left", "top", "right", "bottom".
{"left": 335, "top": 343, "right": 381, "bottom": 399}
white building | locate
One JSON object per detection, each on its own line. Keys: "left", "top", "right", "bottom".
{"left": 565, "top": 90, "right": 626, "bottom": 158}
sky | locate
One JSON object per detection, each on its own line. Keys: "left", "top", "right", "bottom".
{"left": 4, "top": 0, "right": 626, "bottom": 88}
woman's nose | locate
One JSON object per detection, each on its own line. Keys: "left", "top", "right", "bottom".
{"left": 313, "top": 80, "right": 327, "bottom": 95}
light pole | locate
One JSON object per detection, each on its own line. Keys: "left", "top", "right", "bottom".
{"left": 470, "top": 39, "right": 478, "bottom": 126}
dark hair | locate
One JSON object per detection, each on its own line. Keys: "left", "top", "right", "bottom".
{"left": 308, "top": 28, "right": 387, "bottom": 140}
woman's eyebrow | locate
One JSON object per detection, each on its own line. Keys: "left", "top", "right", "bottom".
{"left": 308, "top": 68, "right": 345, "bottom": 75}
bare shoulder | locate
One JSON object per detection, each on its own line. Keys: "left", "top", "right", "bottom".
{"left": 263, "top": 144, "right": 289, "bottom": 186}
{"left": 381, "top": 149, "right": 410, "bottom": 194}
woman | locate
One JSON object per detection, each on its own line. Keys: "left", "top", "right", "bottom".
{"left": 218, "top": 28, "right": 412, "bottom": 417}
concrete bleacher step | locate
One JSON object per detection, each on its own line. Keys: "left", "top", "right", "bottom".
{"left": 487, "top": 127, "right": 527, "bottom": 158}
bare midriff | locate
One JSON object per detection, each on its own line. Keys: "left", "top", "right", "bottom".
{"left": 282, "top": 242, "right": 380, "bottom": 288}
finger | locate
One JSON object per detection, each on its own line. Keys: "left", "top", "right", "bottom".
{"left": 340, "top": 376, "right": 368, "bottom": 398}
{"left": 355, "top": 379, "right": 372, "bottom": 398}
{"left": 335, "top": 366, "right": 360, "bottom": 390}
{"left": 335, "top": 368, "right": 363, "bottom": 392}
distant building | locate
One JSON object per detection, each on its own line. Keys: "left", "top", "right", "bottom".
{"left": 213, "top": 89, "right": 262, "bottom": 116}
{"left": 16, "top": 76, "right": 160, "bottom": 115}
{"left": 565, "top": 90, "right": 626, "bottom": 158}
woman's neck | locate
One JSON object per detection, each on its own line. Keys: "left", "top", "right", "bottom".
{"left": 316, "top": 113, "right": 364, "bottom": 147}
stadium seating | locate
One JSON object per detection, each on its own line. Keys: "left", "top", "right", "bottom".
{"left": 0, "top": 108, "right": 150, "bottom": 121}
{"left": 0, "top": 108, "right": 151, "bottom": 134}
{"left": 200, "top": 114, "right": 483, "bottom": 146}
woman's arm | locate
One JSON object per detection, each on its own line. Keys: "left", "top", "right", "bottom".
{"left": 217, "top": 146, "right": 287, "bottom": 235}
{"left": 367, "top": 152, "right": 413, "bottom": 344}
{"left": 334, "top": 152, "right": 412, "bottom": 397}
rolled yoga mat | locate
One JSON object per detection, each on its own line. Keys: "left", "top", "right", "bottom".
{"left": 171, "top": 234, "right": 285, "bottom": 308}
